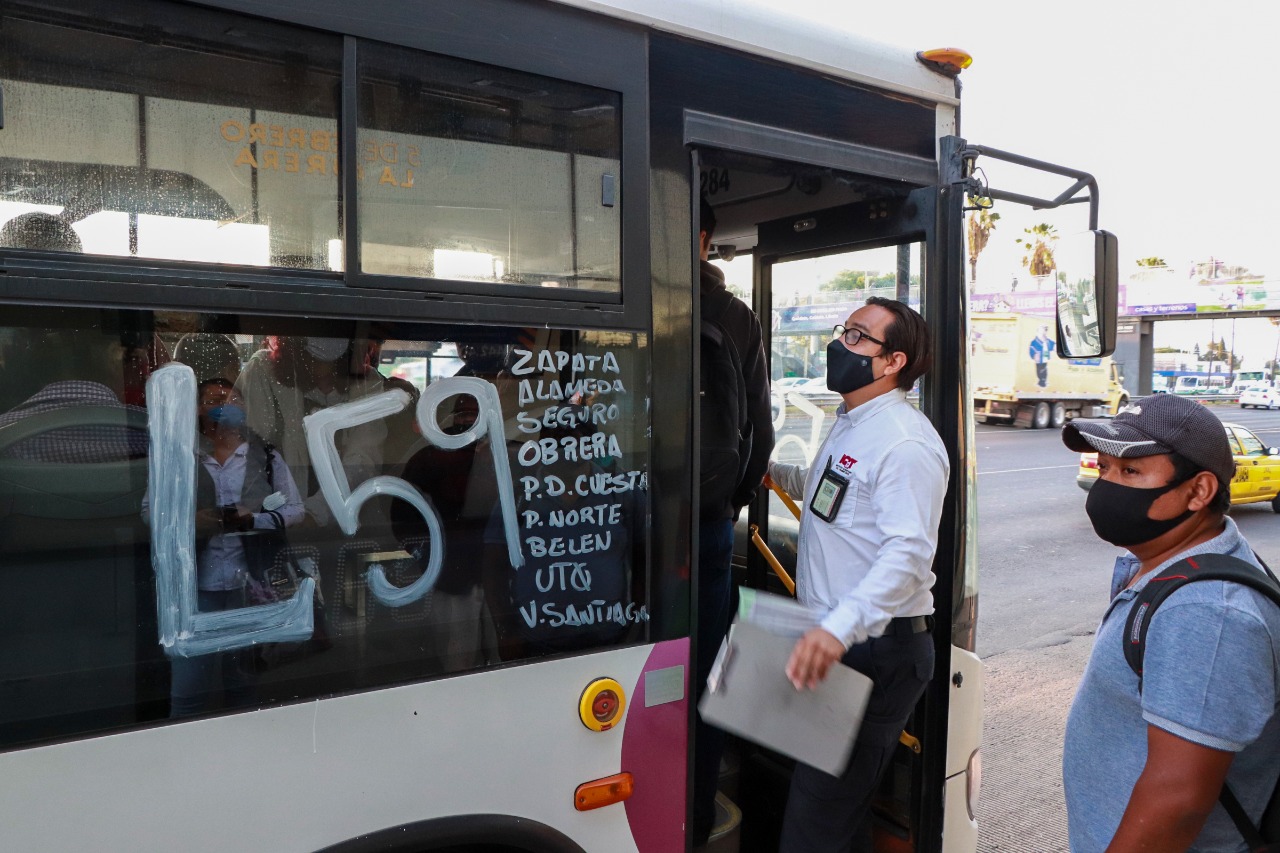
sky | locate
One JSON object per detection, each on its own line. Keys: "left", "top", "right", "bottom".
{"left": 768, "top": 0, "right": 1280, "bottom": 369}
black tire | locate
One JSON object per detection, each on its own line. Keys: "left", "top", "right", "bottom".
{"left": 1032, "top": 402, "right": 1051, "bottom": 430}
{"left": 1272, "top": 492, "right": 1280, "bottom": 514}
{"left": 1050, "top": 402, "right": 1066, "bottom": 429}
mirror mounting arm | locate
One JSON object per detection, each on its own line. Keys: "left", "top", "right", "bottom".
{"left": 958, "top": 143, "right": 1099, "bottom": 231}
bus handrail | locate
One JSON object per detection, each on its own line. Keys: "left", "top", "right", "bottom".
{"left": 749, "top": 523, "right": 796, "bottom": 596}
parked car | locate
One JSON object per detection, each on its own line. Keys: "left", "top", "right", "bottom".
{"left": 793, "top": 377, "right": 837, "bottom": 398}
{"left": 788, "top": 376, "right": 829, "bottom": 391}
{"left": 1076, "top": 422, "right": 1280, "bottom": 511}
{"left": 771, "top": 375, "right": 810, "bottom": 392}
{"left": 1239, "top": 384, "right": 1279, "bottom": 410}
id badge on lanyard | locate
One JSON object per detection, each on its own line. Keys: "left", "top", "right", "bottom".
{"left": 809, "top": 455, "right": 849, "bottom": 523}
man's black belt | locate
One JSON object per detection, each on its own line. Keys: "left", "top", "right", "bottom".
{"left": 884, "top": 615, "right": 933, "bottom": 637}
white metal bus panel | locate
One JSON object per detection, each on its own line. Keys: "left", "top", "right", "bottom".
{"left": 936, "top": 104, "right": 959, "bottom": 155}
{"left": 548, "top": 0, "right": 959, "bottom": 107}
{"left": 943, "top": 645, "right": 983, "bottom": 851}
{"left": 0, "top": 642, "right": 675, "bottom": 853}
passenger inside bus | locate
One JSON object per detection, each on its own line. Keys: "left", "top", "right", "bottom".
{"left": 0, "top": 212, "right": 83, "bottom": 253}
{"left": 0, "top": 322, "right": 152, "bottom": 741}
{"left": 0, "top": 327, "right": 148, "bottom": 463}
{"left": 235, "top": 335, "right": 391, "bottom": 525}
{"left": 482, "top": 411, "right": 643, "bottom": 660}
{"left": 172, "top": 332, "right": 243, "bottom": 386}
{"left": 392, "top": 393, "right": 498, "bottom": 673}
{"left": 159, "top": 378, "right": 305, "bottom": 717}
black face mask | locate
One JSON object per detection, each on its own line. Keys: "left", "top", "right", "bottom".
{"left": 1084, "top": 476, "right": 1194, "bottom": 547}
{"left": 826, "top": 338, "right": 877, "bottom": 394}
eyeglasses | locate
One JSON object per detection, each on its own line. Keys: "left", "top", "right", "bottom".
{"left": 832, "top": 324, "right": 886, "bottom": 349}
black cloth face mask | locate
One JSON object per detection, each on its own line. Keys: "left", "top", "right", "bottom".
{"left": 825, "top": 338, "right": 877, "bottom": 394}
{"left": 1084, "top": 475, "right": 1194, "bottom": 547}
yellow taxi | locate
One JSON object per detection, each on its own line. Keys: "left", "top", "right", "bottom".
{"left": 1076, "top": 422, "right": 1280, "bottom": 511}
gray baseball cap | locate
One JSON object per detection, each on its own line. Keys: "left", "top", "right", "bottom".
{"left": 1062, "top": 393, "right": 1235, "bottom": 484}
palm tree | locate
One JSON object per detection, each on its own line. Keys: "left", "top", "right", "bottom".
{"left": 1015, "top": 223, "right": 1058, "bottom": 278}
{"left": 966, "top": 201, "right": 1000, "bottom": 288}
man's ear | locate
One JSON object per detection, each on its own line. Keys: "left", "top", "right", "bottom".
{"left": 882, "top": 350, "right": 908, "bottom": 377}
{"left": 1185, "top": 470, "right": 1221, "bottom": 512}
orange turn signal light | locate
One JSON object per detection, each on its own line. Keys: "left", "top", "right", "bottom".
{"left": 917, "top": 48, "right": 973, "bottom": 76}
{"left": 574, "top": 772, "right": 634, "bottom": 811}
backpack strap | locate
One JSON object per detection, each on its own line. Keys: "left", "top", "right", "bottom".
{"left": 1219, "top": 784, "right": 1272, "bottom": 852}
{"left": 1252, "top": 551, "right": 1280, "bottom": 586}
{"left": 261, "top": 440, "right": 277, "bottom": 492}
{"left": 1123, "top": 552, "right": 1280, "bottom": 680}
{"left": 701, "top": 285, "right": 749, "bottom": 432}
{"left": 1122, "top": 551, "right": 1280, "bottom": 849}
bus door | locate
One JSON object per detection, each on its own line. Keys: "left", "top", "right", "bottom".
{"left": 696, "top": 144, "right": 963, "bottom": 852}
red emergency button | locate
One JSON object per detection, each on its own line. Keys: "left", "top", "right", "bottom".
{"left": 579, "top": 677, "right": 626, "bottom": 731}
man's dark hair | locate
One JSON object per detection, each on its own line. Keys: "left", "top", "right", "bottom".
{"left": 865, "top": 296, "right": 932, "bottom": 391}
{"left": 700, "top": 196, "right": 717, "bottom": 240}
{"left": 1169, "top": 451, "right": 1231, "bottom": 515}
{"left": 197, "top": 377, "right": 235, "bottom": 397}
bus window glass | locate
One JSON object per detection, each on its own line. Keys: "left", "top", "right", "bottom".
{"left": 767, "top": 243, "right": 924, "bottom": 573}
{"left": 0, "top": 1, "right": 341, "bottom": 270}
{"left": 0, "top": 308, "right": 649, "bottom": 750}
{"left": 356, "top": 41, "right": 622, "bottom": 292}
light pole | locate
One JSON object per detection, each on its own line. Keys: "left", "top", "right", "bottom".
{"left": 1230, "top": 318, "right": 1236, "bottom": 384}
{"left": 1209, "top": 318, "right": 1216, "bottom": 382}
{"left": 1271, "top": 317, "right": 1280, "bottom": 385}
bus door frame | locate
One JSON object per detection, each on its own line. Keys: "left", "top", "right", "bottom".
{"left": 686, "top": 112, "right": 968, "bottom": 852}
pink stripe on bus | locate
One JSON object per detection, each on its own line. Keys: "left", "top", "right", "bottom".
{"left": 622, "top": 638, "right": 690, "bottom": 853}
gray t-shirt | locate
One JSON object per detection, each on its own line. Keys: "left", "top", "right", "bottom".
{"left": 1063, "top": 517, "right": 1280, "bottom": 852}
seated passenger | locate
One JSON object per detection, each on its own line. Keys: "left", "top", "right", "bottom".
{"left": 0, "top": 328, "right": 147, "bottom": 462}
{"left": 0, "top": 212, "right": 83, "bottom": 253}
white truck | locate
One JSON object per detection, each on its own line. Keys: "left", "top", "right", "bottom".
{"left": 971, "top": 312, "right": 1128, "bottom": 429}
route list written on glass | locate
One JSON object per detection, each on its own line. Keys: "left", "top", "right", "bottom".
{"left": 506, "top": 346, "right": 648, "bottom": 641}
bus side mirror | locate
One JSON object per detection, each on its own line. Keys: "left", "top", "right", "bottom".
{"left": 1055, "top": 229, "right": 1118, "bottom": 359}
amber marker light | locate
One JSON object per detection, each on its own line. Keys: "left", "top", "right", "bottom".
{"left": 578, "top": 677, "right": 626, "bottom": 732}
{"left": 917, "top": 48, "right": 973, "bottom": 76}
{"left": 574, "top": 772, "right": 634, "bottom": 811}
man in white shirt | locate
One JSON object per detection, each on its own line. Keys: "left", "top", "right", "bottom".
{"left": 769, "top": 297, "right": 949, "bottom": 853}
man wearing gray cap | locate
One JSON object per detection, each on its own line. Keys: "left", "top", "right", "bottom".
{"left": 1060, "top": 393, "right": 1280, "bottom": 852}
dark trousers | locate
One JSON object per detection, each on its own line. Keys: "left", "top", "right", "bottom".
{"left": 170, "top": 589, "right": 256, "bottom": 718}
{"left": 779, "top": 626, "right": 935, "bottom": 853}
{"left": 692, "top": 517, "right": 735, "bottom": 845}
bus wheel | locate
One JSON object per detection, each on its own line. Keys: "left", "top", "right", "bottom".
{"left": 1050, "top": 402, "right": 1066, "bottom": 429}
{"left": 1032, "top": 402, "right": 1051, "bottom": 429}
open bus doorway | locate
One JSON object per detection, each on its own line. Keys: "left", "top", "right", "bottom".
{"left": 694, "top": 144, "right": 971, "bottom": 853}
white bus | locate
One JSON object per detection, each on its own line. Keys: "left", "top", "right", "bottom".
{"left": 0, "top": 1, "right": 1116, "bottom": 850}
